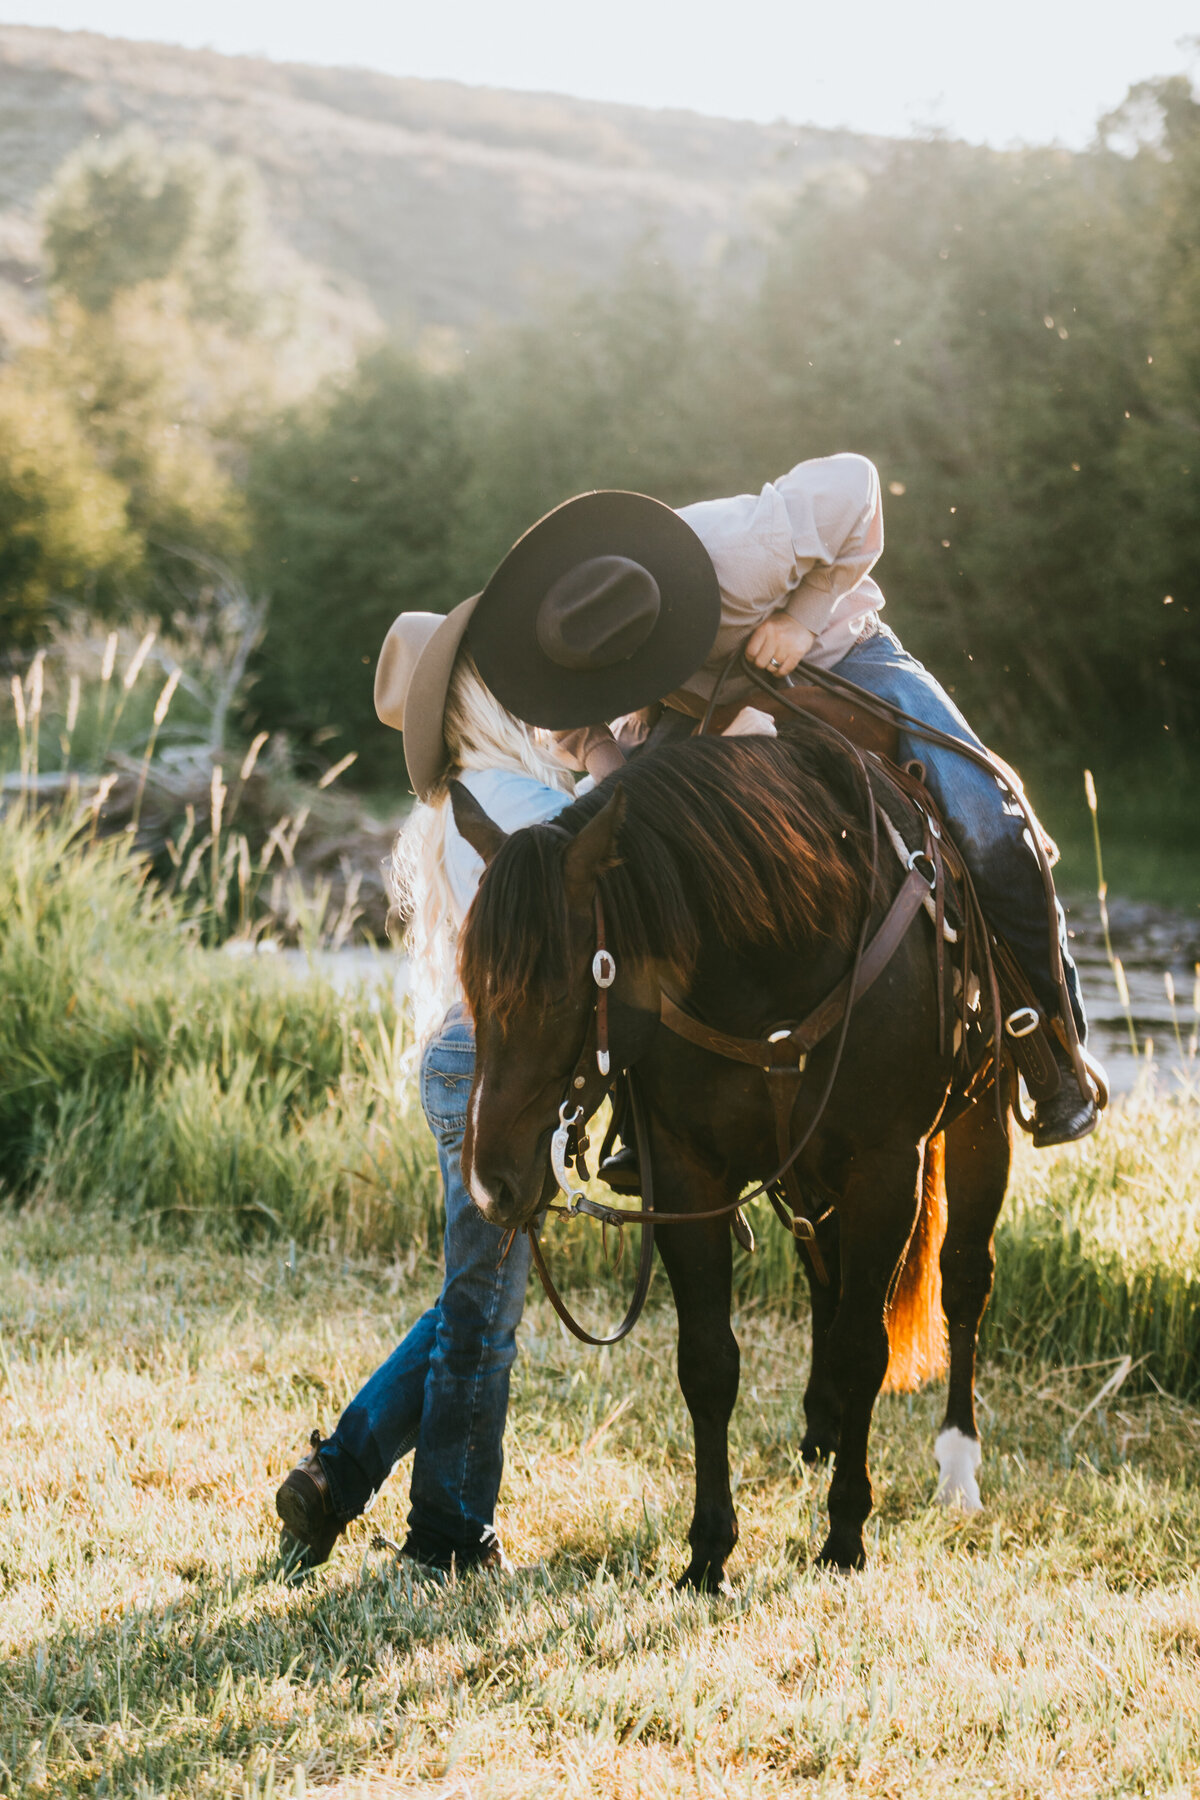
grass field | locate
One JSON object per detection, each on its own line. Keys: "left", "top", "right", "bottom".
{"left": 3, "top": 1139, "right": 1200, "bottom": 1800}
{"left": 4, "top": 799, "right": 1200, "bottom": 1796}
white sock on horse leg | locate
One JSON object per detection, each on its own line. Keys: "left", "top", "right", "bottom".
{"left": 934, "top": 1427, "right": 983, "bottom": 1512}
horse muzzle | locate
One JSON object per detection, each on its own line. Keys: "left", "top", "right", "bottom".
{"left": 465, "top": 1123, "right": 558, "bottom": 1229}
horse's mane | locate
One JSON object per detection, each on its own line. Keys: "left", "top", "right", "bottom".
{"left": 459, "top": 726, "right": 875, "bottom": 1029}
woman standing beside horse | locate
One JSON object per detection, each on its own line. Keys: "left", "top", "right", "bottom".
{"left": 274, "top": 610, "right": 577, "bottom": 1575}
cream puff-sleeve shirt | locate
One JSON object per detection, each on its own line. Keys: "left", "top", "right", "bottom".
{"left": 674, "top": 451, "right": 885, "bottom": 704}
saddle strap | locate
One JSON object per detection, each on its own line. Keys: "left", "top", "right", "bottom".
{"left": 765, "top": 1065, "right": 831, "bottom": 1284}
{"left": 670, "top": 680, "right": 900, "bottom": 762}
{"left": 990, "top": 933, "right": 1063, "bottom": 1104}
{"left": 659, "top": 842, "right": 934, "bottom": 1071}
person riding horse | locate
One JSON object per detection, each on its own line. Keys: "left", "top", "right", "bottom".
{"left": 465, "top": 452, "right": 1100, "bottom": 1151}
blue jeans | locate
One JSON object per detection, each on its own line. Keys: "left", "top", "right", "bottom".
{"left": 833, "top": 624, "right": 1086, "bottom": 1035}
{"left": 317, "top": 1006, "right": 532, "bottom": 1564}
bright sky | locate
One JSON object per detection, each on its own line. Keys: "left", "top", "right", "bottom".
{"left": 7, "top": 1, "right": 1198, "bottom": 146}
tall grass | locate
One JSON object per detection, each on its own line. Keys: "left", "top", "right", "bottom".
{"left": 0, "top": 806, "right": 633, "bottom": 1291}
{"left": 987, "top": 1084, "right": 1200, "bottom": 1397}
{"left": 0, "top": 804, "right": 435, "bottom": 1252}
{"left": 2, "top": 628, "right": 380, "bottom": 948}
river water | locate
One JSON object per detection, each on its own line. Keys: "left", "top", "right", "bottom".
{"left": 266, "top": 889, "right": 1199, "bottom": 1102}
{"left": 1062, "top": 891, "right": 1199, "bottom": 1098}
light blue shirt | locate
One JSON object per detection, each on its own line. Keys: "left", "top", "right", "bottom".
{"left": 444, "top": 766, "right": 574, "bottom": 925}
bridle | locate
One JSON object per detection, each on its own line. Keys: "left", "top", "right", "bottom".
{"left": 521, "top": 895, "right": 656, "bottom": 1346}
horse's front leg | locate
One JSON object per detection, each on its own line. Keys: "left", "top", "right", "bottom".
{"left": 819, "top": 1145, "right": 923, "bottom": 1570}
{"left": 799, "top": 1207, "right": 842, "bottom": 1464}
{"left": 652, "top": 1169, "right": 739, "bottom": 1592}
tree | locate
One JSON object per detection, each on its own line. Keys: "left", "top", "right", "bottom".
{"left": 33, "top": 290, "right": 249, "bottom": 601}
{"left": 42, "top": 127, "right": 265, "bottom": 328}
{"left": 727, "top": 133, "right": 1171, "bottom": 757}
{"left": 1107, "top": 78, "right": 1200, "bottom": 750}
{"left": 245, "top": 347, "right": 471, "bottom": 779}
{"left": 0, "top": 370, "right": 136, "bottom": 647}
{"left": 16, "top": 129, "right": 302, "bottom": 623}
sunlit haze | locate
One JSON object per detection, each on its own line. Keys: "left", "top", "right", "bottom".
{"left": 6, "top": 0, "right": 1198, "bottom": 145}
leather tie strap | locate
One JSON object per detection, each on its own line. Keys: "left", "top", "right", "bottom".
{"left": 592, "top": 893, "right": 615, "bottom": 1077}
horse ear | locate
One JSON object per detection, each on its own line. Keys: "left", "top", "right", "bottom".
{"left": 563, "top": 786, "right": 625, "bottom": 909}
{"left": 450, "top": 781, "right": 509, "bottom": 867}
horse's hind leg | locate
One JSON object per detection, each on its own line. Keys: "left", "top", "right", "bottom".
{"left": 819, "top": 1146, "right": 924, "bottom": 1570}
{"left": 936, "top": 1094, "right": 1012, "bottom": 1509}
{"left": 653, "top": 1182, "right": 740, "bottom": 1593}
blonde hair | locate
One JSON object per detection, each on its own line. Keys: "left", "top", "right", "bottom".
{"left": 391, "top": 649, "right": 574, "bottom": 1042}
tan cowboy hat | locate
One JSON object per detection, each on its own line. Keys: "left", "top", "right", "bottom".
{"left": 374, "top": 594, "right": 478, "bottom": 799}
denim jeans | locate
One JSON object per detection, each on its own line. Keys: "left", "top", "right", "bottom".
{"left": 317, "top": 1005, "right": 533, "bottom": 1564}
{"left": 833, "top": 624, "right": 1086, "bottom": 1035}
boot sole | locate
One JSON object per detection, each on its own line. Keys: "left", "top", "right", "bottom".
{"left": 599, "top": 1166, "right": 642, "bottom": 1195}
{"left": 1032, "top": 1106, "right": 1099, "bottom": 1150}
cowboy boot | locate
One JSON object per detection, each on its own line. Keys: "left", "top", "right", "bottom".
{"left": 598, "top": 1142, "right": 642, "bottom": 1194}
{"left": 276, "top": 1430, "right": 344, "bottom": 1570}
{"left": 380, "top": 1522, "right": 517, "bottom": 1583}
{"left": 598, "top": 1081, "right": 642, "bottom": 1193}
{"left": 1031, "top": 1038, "right": 1100, "bottom": 1149}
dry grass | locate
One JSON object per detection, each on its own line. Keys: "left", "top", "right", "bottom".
{"left": 3, "top": 1202, "right": 1200, "bottom": 1799}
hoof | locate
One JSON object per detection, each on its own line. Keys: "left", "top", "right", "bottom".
{"left": 934, "top": 1427, "right": 983, "bottom": 1512}
{"left": 676, "top": 1560, "right": 726, "bottom": 1593}
{"left": 800, "top": 1435, "right": 836, "bottom": 1466}
{"left": 816, "top": 1532, "right": 865, "bottom": 1572}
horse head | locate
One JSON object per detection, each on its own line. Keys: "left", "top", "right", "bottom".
{"left": 453, "top": 780, "right": 660, "bottom": 1229}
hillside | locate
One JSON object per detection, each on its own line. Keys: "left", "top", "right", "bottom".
{"left": 0, "top": 24, "right": 883, "bottom": 338}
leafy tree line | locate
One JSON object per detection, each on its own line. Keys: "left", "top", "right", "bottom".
{"left": 246, "top": 77, "right": 1200, "bottom": 782}
{"left": 3, "top": 85, "right": 1198, "bottom": 788}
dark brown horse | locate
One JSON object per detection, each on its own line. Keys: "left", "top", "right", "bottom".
{"left": 453, "top": 725, "right": 1011, "bottom": 1587}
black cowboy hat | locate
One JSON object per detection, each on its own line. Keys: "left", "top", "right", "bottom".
{"left": 467, "top": 490, "right": 720, "bottom": 729}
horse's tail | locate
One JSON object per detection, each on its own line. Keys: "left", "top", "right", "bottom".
{"left": 882, "top": 1131, "right": 948, "bottom": 1394}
